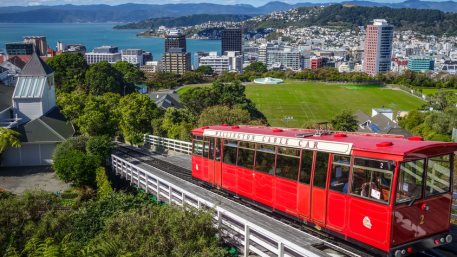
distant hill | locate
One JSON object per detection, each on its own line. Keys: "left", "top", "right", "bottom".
{"left": 0, "top": 2, "right": 315, "bottom": 23}
{"left": 245, "top": 4, "right": 457, "bottom": 36}
{"left": 3, "top": 0, "right": 457, "bottom": 23}
{"left": 114, "top": 14, "right": 252, "bottom": 30}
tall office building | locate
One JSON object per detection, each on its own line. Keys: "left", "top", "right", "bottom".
{"left": 162, "top": 48, "right": 191, "bottom": 74}
{"left": 363, "top": 19, "right": 394, "bottom": 76}
{"left": 221, "top": 28, "right": 242, "bottom": 54}
{"left": 165, "top": 30, "right": 186, "bottom": 53}
{"left": 24, "top": 36, "right": 48, "bottom": 56}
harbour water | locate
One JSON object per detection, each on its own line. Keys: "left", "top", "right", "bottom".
{"left": 0, "top": 23, "right": 221, "bottom": 61}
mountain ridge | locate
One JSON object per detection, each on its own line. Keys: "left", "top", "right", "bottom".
{"left": 1, "top": 0, "right": 457, "bottom": 23}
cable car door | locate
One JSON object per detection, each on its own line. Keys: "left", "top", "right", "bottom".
{"left": 310, "top": 152, "right": 330, "bottom": 226}
{"left": 213, "top": 138, "right": 222, "bottom": 187}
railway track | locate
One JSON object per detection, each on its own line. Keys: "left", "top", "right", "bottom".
{"left": 113, "top": 145, "right": 457, "bottom": 257}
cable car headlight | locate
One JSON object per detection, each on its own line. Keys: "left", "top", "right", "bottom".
{"left": 446, "top": 234, "right": 453, "bottom": 243}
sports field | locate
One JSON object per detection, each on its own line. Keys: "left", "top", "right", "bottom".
{"left": 418, "top": 87, "right": 457, "bottom": 96}
{"left": 244, "top": 80, "right": 425, "bottom": 127}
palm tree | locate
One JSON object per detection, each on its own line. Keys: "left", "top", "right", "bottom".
{"left": 0, "top": 128, "right": 21, "bottom": 154}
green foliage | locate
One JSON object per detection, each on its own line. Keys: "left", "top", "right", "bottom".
{"left": 86, "top": 135, "right": 114, "bottom": 163}
{"left": 112, "top": 61, "right": 145, "bottom": 85}
{"left": 76, "top": 93, "right": 121, "bottom": 137}
{"left": 146, "top": 72, "right": 182, "bottom": 90}
{"left": 46, "top": 53, "right": 88, "bottom": 93}
{"left": 180, "top": 80, "right": 267, "bottom": 123}
{"left": 85, "top": 62, "right": 125, "bottom": 95}
{"left": 0, "top": 191, "right": 228, "bottom": 257}
{"left": 56, "top": 90, "right": 87, "bottom": 122}
{"left": 330, "top": 110, "right": 358, "bottom": 132}
{"left": 196, "top": 65, "right": 214, "bottom": 75}
{"left": 95, "top": 167, "right": 113, "bottom": 199}
{"left": 53, "top": 149, "right": 99, "bottom": 187}
{"left": 198, "top": 105, "right": 252, "bottom": 126}
{"left": 160, "top": 108, "right": 196, "bottom": 141}
{"left": 0, "top": 128, "right": 21, "bottom": 153}
{"left": 118, "top": 93, "right": 162, "bottom": 145}
{"left": 398, "top": 107, "right": 457, "bottom": 141}
{"left": 244, "top": 61, "right": 268, "bottom": 73}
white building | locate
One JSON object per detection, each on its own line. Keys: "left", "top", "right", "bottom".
{"left": 2, "top": 52, "right": 75, "bottom": 166}
{"left": 140, "top": 61, "right": 162, "bottom": 73}
{"left": 267, "top": 48, "right": 302, "bottom": 71}
{"left": 85, "top": 52, "right": 121, "bottom": 64}
{"left": 85, "top": 45, "right": 121, "bottom": 64}
{"left": 198, "top": 51, "right": 242, "bottom": 74}
{"left": 121, "top": 49, "right": 144, "bottom": 66}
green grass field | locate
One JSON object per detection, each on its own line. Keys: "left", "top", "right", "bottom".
{"left": 418, "top": 88, "right": 457, "bottom": 96}
{"left": 244, "top": 80, "right": 425, "bottom": 127}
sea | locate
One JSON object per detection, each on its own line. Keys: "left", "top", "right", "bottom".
{"left": 0, "top": 23, "right": 221, "bottom": 62}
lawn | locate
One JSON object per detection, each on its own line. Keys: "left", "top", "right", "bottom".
{"left": 176, "top": 83, "right": 212, "bottom": 95}
{"left": 245, "top": 80, "right": 425, "bottom": 127}
{"left": 418, "top": 87, "right": 457, "bottom": 96}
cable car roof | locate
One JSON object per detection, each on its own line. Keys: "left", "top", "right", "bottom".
{"left": 192, "top": 125, "right": 457, "bottom": 157}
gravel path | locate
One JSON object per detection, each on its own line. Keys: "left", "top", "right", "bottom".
{"left": 0, "top": 166, "right": 70, "bottom": 194}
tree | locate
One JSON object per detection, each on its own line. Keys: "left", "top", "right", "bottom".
{"left": 0, "top": 128, "right": 21, "bottom": 154}
{"left": 76, "top": 93, "right": 121, "bottom": 137}
{"left": 112, "top": 61, "right": 145, "bottom": 85}
{"left": 330, "top": 110, "right": 358, "bottom": 132}
{"left": 180, "top": 87, "right": 216, "bottom": 115}
{"left": 198, "top": 105, "right": 252, "bottom": 126}
{"left": 56, "top": 90, "right": 87, "bottom": 122}
{"left": 161, "top": 108, "right": 196, "bottom": 141}
{"left": 196, "top": 65, "right": 214, "bottom": 75}
{"left": 85, "top": 62, "right": 124, "bottom": 95}
{"left": 118, "top": 93, "right": 162, "bottom": 145}
{"left": 86, "top": 135, "right": 114, "bottom": 164}
{"left": 47, "top": 53, "right": 88, "bottom": 93}
{"left": 53, "top": 149, "right": 99, "bottom": 186}
{"left": 244, "top": 61, "right": 267, "bottom": 73}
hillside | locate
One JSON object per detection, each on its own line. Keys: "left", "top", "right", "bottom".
{"left": 114, "top": 14, "right": 252, "bottom": 30}
{"left": 0, "top": 2, "right": 313, "bottom": 23}
{"left": 245, "top": 4, "right": 457, "bottom": 36}
{"left": 2, "top": 0, "right": 457, "bottom": 23}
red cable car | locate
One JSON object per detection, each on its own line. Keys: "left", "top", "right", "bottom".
{"left": 191, "top": 125, "right": 457, "bottom": 256}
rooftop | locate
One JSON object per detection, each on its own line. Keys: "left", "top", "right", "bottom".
{"left": 20, "top": 52, "right": 53, "bottom": 77}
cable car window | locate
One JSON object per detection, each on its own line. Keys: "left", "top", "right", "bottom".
{"left": 223, "top": 140, "right": 237, "bottom": 165}
{"left": 330, "top": 155, "right": 351, "bottom": 193}
{"left": 208, "top": 138, "right": 215, "bottom": 160}
{"left": 215, "top": 139, "right": 221, "bottom": 161}
{"left": 351, "top": 157, "right": 393, "bottom": 203}
{"left": 299, "top": 150, "right": 313, "bottom": 184}
{"left": 275, "top": 147, "right": 300, "bottom": 181}
{"left": 396, "top": 159, "right": 424, "bottom": 204}
{"left": 203, "top": 141, "right": 210, "bottom": 158}
{"left": 313, "top": 152, "right": 329, "bottom": 188}
{"left": 255, "top": 144, "right": 276, "bottom": 174}
{"left": 425, "top": 154, "right": 451, "bottom": 197}
{"left": 193, "top": 140, "right": 203, "bottom": 156}
{"left": 237, "top": 141, "right": 255, "bottom": 170}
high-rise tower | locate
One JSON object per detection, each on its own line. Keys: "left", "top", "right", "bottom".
{"left": 363, "top": 19, "right": 394, "bottom": 76}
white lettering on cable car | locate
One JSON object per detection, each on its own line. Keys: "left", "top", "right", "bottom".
{"left": 203, "top": 129, "right": 353, "bottom": 155}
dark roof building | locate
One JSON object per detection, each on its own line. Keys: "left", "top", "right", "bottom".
{"left": 149, "top": 90, "right": 182, "bottom": 109}
{"left": 1, "top": 51, "right": 75, "bottom": 167}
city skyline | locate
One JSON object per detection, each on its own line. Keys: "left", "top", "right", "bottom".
{"left": 1, "top": 0, "right": 455, "bottom": 7}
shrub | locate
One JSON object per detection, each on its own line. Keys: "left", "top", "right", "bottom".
{"left": 86, "top": 135, "right": 114, "bottom": 163}
{"left": 53, "top": 149, "right": 99, "bottom": 187}
{"left": 95, "top": 167, "right": 113, "bottom": 199}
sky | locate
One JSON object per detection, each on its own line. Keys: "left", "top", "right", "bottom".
{"left": 0, "top": 0, "right": 452, "bottom": 7}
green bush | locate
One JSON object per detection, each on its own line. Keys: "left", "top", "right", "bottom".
{"left": 86, "top": 135, "right": 114, "bottom": 163}
{"left": 95, "top": 167, "right": 113, "bottom": 199}
{"left": 53, "top": 149, "right": 99, "bottom": 187}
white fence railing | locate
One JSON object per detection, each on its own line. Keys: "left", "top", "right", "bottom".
{"left": 112, "top": 154, "right": 334, "bottom": 257}
{"left": 142, "top": 135, "right": 457, "bottom": 221}
{"left": 144, "top": 134, "right": 192, "bottom": 155}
